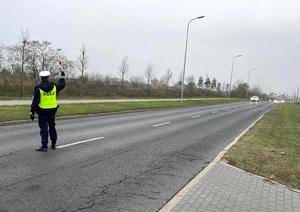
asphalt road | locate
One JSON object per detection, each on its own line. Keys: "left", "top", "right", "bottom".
{"left": 0, "top": 98, "right": 224, "bottom": 106}
{"left": 0, "top": 102, "right": 272, "bottom": 212}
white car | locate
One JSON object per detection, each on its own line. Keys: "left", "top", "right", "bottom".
{"left": 250, "top": 96, "right": 259, "bottom": 103}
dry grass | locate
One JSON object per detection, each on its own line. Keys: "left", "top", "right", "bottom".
{"left": 224, "top": 103, "right": 300, "bottom": 190}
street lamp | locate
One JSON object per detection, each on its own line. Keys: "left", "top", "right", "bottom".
{"left": 257, "top": 77, "right": 263, "bottom": 96}
{"left": 295, "top": 84, "right": 300, "bottom": 103}
{"left": 229, "top": 54, "right": 242, "bottom": 98}
{"left": 180, "top": 16, "right": 205, "bottom": 102}
{"left": 247, "top": 68, "right": 255, "bottom": 86}
{"left": 246, "top": 68, "right": 255, "bottom": 98}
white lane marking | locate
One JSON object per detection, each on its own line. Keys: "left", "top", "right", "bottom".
{"left": 226, "top": 108, "right": 231, "bottom": 111}
{"left": 153, "top": 122, "right": 171, "bottom": 127}
{"left": 191, "top": 115, "right": 201, "bottom": 119}
{"left": 211, "top": 111, "right": 219, "bottom": 114}
{"left": 57, "top": 136, "right": 104, "bottom": 149}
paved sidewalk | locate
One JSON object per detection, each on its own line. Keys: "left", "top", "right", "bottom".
{"left": 162, "top": 162, "right": 300, "bottom": 212}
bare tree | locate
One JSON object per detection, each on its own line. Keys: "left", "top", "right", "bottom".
{"left": 144, "top": 63, "right": 154, "bottom": 87}
{"left": 187, "top": 75, "right": 195, "bottom": 85}
{"left": 0, "top": 44, "right": 5, "bottom": 70}
{"left": 76, "top": 44, "right": 89, "bottom": 98}
{"left": 164, "top": 68, "right": 173, "bottom": 89}
{"left": 27, "top": 40, "right": 65, "bottom": 80}
{"left": 6, "top": 30, "right": 31, "bottom": 97}
{"left": 118, "top": 56, "right": 129, "bottom": 87}
{"left": 6, "top": 46, "right": 18, "bottom": 73}
{"left": 175, "top": 71, "right": 183, "bottom": 88}
{"left": 19, "top": 30, "right": 30, "bottom": 98}
{"left": 130, "top": 76, "right": 144, "bottom": 88}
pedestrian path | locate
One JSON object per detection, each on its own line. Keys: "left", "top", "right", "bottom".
{"left": 161, "top": 162, "right": 300, "bottom": 212}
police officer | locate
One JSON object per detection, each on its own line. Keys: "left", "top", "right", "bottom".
{"left": 30, "top": 70, "right": 65, "bottom": 152}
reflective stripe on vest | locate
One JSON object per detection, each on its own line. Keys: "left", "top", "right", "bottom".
{"left": 39, "top": 85, "right": 57, "bottom": 109}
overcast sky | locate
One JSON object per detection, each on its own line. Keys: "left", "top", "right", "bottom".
{"left": 1, "top": 0, "right": 300, "bottom": 95}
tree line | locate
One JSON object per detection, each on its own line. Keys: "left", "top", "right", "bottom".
{"left": 0, "top": 31, "right": 263, "bottom": 99}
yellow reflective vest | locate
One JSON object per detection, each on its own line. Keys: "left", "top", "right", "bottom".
{"left": 39, "top": 85, "right": 57, "bottom": 109}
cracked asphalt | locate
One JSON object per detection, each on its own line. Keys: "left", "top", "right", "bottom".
{"left": 0, "top": 102, "right": 272, "bottom": 212}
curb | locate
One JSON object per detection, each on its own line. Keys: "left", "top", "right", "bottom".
{"left": 159, "top": 109, "right": 271, "bottom": 212}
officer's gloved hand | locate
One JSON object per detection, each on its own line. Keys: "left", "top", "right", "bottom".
{"left": 30, "top": 112, "right": 35, "bottom": 121}
{"left": 61, "top": 71, "right": 65, "bottom": 78}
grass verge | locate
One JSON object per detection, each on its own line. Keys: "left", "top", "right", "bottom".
{"left": 224, "top": 103, "right": 300, "bottom": 190}
{"left": 0, "top": 98, "right": 241, "bottom": 122}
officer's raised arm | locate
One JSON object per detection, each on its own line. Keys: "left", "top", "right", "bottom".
{"left": 56, "top": 67, "right": 65, "bottom": 94}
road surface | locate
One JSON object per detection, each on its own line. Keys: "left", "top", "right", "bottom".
{"left": 0, "top": 102, "right": 272, "bottom": 212}
{"left": 0, "top": 98, "right": 226, "bottom": 106}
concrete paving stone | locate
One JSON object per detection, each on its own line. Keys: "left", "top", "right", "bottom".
{"left": 232, "top": 207, "right": 243, "bottom": 212}
{"left": 284, "top": 206, "right": 292, "bottom": 211}
{"left": 181, "top": 205, "right": 191, "bottom": 211}
{"left": 293, "top": 207, "right": 300, "bottom": 212}
{"left": 196, "top": 208, "right": 209, "bottom": 212}
{"left": 206, "top": 204, "right": 217, "bottom": 209}
{"left": 222, "top": 207, "right": 232, "bottom": 212}
{"left": 168, "top": 162, "right": 300, "bottom": 212}
{"left": 275, "top": 206, "right": 285, "bottom": 211}
{"left": 187, "top": 199, "right": 195, "bottom": 205}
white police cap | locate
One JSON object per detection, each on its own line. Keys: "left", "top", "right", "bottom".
{"left": 39, "top": 71, "right": 50, "bottom": 77}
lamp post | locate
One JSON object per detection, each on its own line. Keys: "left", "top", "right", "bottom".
{"left": 229, "top": 54, "right": 242, "bottom": 98}
{"left": 245, "top": 68, "right": 255, "bottom": 98}
{"left": 257, "top": 77, "right": 263, "bottom": 97}
{"left": 296, "top": 85, "right": 300, "bottom": 103}
{"left": 180, "top": 16, "right": 205, "bottom": 102}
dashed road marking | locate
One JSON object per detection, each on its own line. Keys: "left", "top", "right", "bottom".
{"left": 191, "top": 115, "right": 201, "bottom": 119}
{"left": 153, "top": 122, "right": 171, "bottom": 127}
{"left": 57, "top": 136, "right": 104, "bottom": 149}
{"left": 211, "top": 111, "right": 219, "bottom": 114}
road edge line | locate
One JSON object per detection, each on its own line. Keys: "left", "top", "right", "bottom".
{"left": 159, "top": 108, "right": 272, "bottom": 212}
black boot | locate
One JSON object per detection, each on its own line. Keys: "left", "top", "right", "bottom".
{"left": 35, "top": 146, "right": 48, "bottom": 152}
{"left": 50, "top": 144, "right": 56, "bottom": 150}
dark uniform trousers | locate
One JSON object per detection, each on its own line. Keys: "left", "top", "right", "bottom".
{"left": 38, "top": 110, "right": 57, "bottom": 147}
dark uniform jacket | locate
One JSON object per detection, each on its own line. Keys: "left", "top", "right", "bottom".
{"left": 30, "top": 78, "right": 65, "bottom": 115}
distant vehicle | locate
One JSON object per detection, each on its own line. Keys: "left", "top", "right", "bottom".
{"left": 250, "top": 96, "right": 259, "bottom": 103}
